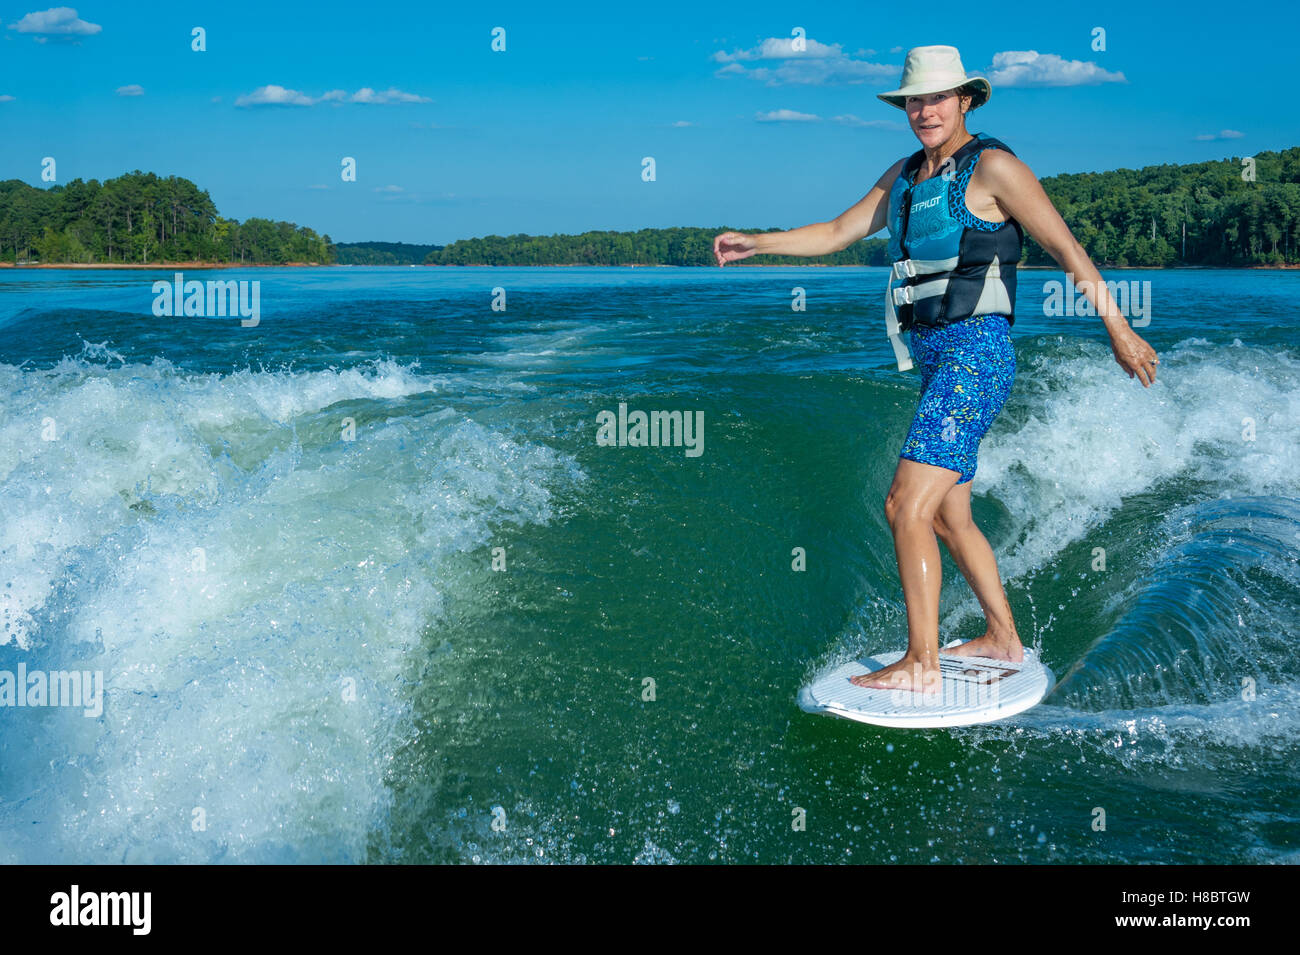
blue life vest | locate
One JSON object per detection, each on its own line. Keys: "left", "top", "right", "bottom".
{"left": 883, "top": 132, "right": 1023, "bottom": 371}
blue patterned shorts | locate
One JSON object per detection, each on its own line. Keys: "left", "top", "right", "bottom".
{"left": 898, "top": 313, "right": 1016, "bottom": 485}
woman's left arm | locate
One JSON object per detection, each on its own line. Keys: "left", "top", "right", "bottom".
{"left": 979, "top": 150, "right": 1160, "bottom": 387}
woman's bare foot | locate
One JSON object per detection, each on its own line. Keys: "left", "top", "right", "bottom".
{"left": 942, "top": 628, "right": 1024, "bottom": 662}
{"left": 849, "top": 654, "right": 942, "bottom": 694}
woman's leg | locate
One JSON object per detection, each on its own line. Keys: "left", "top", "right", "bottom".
{"left": 849, "top": 457, "right": 959, "bottom": 693}
{"left": 932, "top": 481, "right": 1024, "bottom": 661}
{"left": 851, "top": 315, "right": 1019, "bottom": 691}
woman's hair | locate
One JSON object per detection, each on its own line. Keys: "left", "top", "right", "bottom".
{"left": 950, "top": 83, "right": 987, "bottom": 111}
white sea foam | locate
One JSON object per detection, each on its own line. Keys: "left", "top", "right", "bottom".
{"left": 963, "top": 335, "right": 1300, "bottom": 592}
{"left": 960, "top": 683, "right": 1300, "bottom": 760}
{"left": 0, "top": 355, "right": 583, "bottom": 862}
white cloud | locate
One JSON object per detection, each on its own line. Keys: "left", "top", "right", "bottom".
{"left": 1194, "top": 129, "right": 1244, "bottom": 141}
{"left": 714, "top": 36, "right": 845, "bottom": 62}
{"left": 756, "top": 108, "right": 821, "bottom": 122}
{"left": 236, "top": 85, "right": 430, "bottom": 107}
{"left": 752, "top": 109, "right": 904, "bottom": 129}
{"left": 986, "top": 50, "right": 1126, "bottom": 87}
{"left": 832, "top": 113, "right": 905, "bottom": 129}
{"left": 348, "top": 87, "right": 431, "bottom": 104}
{"left": 115, "top": 84, "right": 144, "bottom": 97}
{"left": 0, "top": 95, "right": 15, "bottom": 103}
{"left": 712, "top": 35, "right": 897, "bottom": 86}
{"left": 8, "top": 6, "right": 101, "bottom": 36}
{"left": 374, "top": 185, "right": 404, "bottom": 193}
{"left": 672, "top": 120, "right": 693, "bottom": 127}
{"left": 235, "top": 85, "right": 316, "bottom": 107}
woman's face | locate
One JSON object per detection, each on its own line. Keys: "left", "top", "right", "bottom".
{"left": 905, "top": 89, "right": 968, "bottom": 147}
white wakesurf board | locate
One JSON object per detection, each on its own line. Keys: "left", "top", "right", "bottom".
{"left": 797, "top": 639, "right": 1054, "bottom": 728}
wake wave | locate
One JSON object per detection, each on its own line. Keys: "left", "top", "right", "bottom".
{"left": 1053, "top": 495, "right": 1300, "bottom": 710}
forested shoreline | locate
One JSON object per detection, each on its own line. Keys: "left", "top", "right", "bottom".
{"left": 3, "top": 144, "right": 1298, "bottom": 268}
{"left": 334, "top": 241, "right": 440, "bottom": 265}
{"left": 0, "top": 172, "right": 332, "bottom": 265}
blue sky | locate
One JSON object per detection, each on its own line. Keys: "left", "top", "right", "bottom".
{"left": 2, "top": 1, "right": 1297, "bottom": 244}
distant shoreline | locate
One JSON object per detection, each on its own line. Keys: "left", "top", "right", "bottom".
{"left": 0, "top": 261, "right": 323, "bottom": 270}
{"left": 2, "top": 262, "right": 1297, "bottom": 271}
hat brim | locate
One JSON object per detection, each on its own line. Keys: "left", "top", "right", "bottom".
{"left": 877, "top": 77, "right": 991, "bottom": 111}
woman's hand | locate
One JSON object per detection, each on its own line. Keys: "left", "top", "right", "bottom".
{"left": 1109, "top": 328, "right": 1160, "bottom": 387}
{"left": 714, "top": 231, "right": 757, "bottom": 266}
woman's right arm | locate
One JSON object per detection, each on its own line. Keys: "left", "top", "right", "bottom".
{"left": 713, "top": 158, "right": 905, "bottom": 265}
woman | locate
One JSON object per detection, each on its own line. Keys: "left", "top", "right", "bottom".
{"left": 713, "top": 45, "right": 1159, "bottom": 694}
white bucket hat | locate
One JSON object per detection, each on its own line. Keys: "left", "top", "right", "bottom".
{"left": 877, "top": 45, "right": 991, "bottom": 111}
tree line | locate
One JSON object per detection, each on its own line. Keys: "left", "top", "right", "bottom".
{"left": 422, "top": 227, "right": 891, "bottom": 267}
{"left": 4, "top": 145, "right": 1297, "bottom": 267}
{"left": 334, "top": 241, "right": 441, "bottom": 265}
{"left": 0, "top": 171, "right": 332, "bottom": 265}
{"left": 1017, "top": 144, "right": 1300, "bottom": 267}
{"left": 418, "top": 145, "right": 1300, "bottom": 268}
